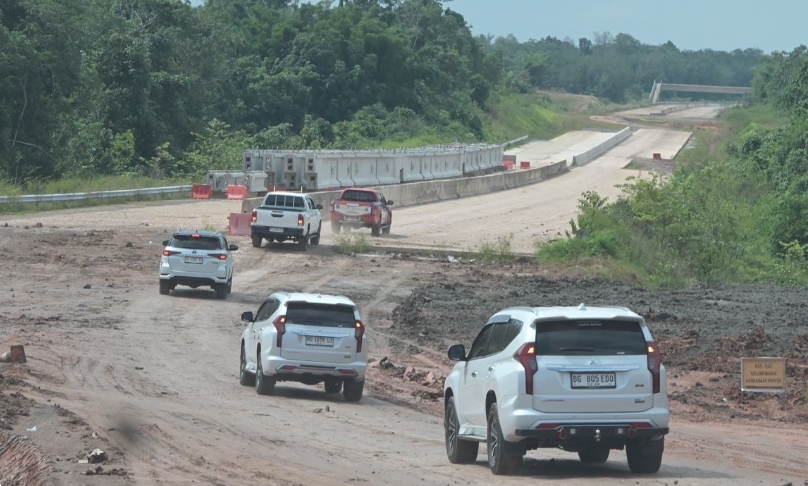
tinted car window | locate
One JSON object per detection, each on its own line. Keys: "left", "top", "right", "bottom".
{"left": 256, "top": 299, "right": 279, "bottom": 322}
{"left": 488, "top": 319, "right": 524, "bottom": 355}
{"left": 286, "top": 302, "right": 356, "bottom": 328}
{"left": 535, "top": 320, "right": 647, "bottom": 356}
{"left": 468, "top": 324, "right": 496, "bottom": 360}
{"left": 170, "top": 235, "right": 221, "bottom": 251}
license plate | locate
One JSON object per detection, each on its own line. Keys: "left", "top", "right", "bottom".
{"left": 184, "top": 256, "right": 203, "bottom": 264}
{"left": 305, "top": 336, "right": 334, "bottom": 347}
{"left": 343, "top": 217, "right": 360, "bottom": 222}
{"left": 269, "top": 227, "right": 284, "bottom": 233}
{"left": 571, "top": 373, "right": 616, "bottom": 389}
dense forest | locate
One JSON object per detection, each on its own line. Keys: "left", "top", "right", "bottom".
{"left": 0, "top": 0, "right": 765, "bottom": 187}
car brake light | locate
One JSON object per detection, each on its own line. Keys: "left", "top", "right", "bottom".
{"left": 274, "top": 316, "right": 286, "bottom": 347}
{"left": 647, "top": 341, "right": 661, "bottom": 393}
{"left": 192, "top": 233, "right": 200, "bottom": 238}
{"left": 297, "top": 214, "right": 304, "bottom": 226}
{"left": 251, "top": 210, "right": 257, "bottom": 223}
{"left": 514, "top": 343, "right": 538, "bottom": 394}
{"left": 163, "top": 250, "right": 180, "bottom": 256}
{"left": 355, "top": 321, "right": 365, "bottom": 353}
{"left": 208, "top": 254, "right": 227, "bottom": 260}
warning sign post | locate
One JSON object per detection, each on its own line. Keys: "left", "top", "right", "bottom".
{"left": 741, "top": 357, "right": 786, "bottom": 393}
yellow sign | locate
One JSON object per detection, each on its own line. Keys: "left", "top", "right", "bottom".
{"left": 741, "top": 357, "right": 786, "bottom": 392}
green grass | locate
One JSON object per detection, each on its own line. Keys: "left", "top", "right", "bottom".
{"left": 334, "top": 234, "right": 371, "bottom": 254}
{"left": 469, "top": 234, "right": 515, "bottom": 263}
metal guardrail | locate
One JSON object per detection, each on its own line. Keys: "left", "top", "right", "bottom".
{"left": 504, "top": 135, "right": 529, "bottom": 147}
{"left": 0, "top": 185, "right": 192, "bottom": 205}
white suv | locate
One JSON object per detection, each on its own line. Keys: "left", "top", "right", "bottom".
{"left": 238, "top": 292, "right": 367, "bottom": 402}
{"left": 159, "top": 230, "right": 238, "bottom": 299}
{"left": 443, "top": 304, "right": 669, "bottom": 475}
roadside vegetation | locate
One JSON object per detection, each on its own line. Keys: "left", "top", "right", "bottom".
{"left": 537, "top": 47, "right": 808, "bottom": 287}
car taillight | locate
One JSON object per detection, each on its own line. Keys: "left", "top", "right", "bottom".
{"left": 163, "top": 250, "right": 180, "bottom": 256}
{"left": 647, "top": 341, "right": 661, "bottom": 393}
{"left": 208, "top": 254, "right": 227, "bottom": 260}
{"left": 297, "top": 214, "right": 304, "bottom": 226}
{"left": 251, "top": 210, "right": 257, "bottom": 223}
{"left": 355, "top": 321, "right": 365, "bottom": 353}
{"left": 273, "top": 316, "right": 286, "bottom": 347}
{"left": 514, "top": 343, "right": 538, "bottom": 395}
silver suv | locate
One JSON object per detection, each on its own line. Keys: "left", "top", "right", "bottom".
{"left": 443, "top": 304, "right": 669, "bottom": 475}
{"left": 238, "top": 292, "right": 367, "bottom": 402}
{"left": 159, "top": 230, "right": 238, "bottom": 299}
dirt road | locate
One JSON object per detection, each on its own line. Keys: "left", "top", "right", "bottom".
{"left": 1, "top": 117, "right": 807, "bottom": 485}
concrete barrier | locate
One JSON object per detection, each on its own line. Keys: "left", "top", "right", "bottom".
{"left": 240, "top": 158, "right": 571, "bottom": 214}
{"left": 572, "top": 128, "right": 632, "bottom": 166}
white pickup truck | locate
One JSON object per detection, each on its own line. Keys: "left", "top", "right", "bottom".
{"left": 250, "top": 191, "right": 323, "bottom": 251}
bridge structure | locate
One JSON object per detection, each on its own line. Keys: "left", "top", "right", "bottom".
{"left": 650, "top": 81, "right": 752, "bottom": 103}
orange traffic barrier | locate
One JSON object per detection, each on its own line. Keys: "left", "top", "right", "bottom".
{"left": 503, "top": 161, "right": 515, "bottom": 170}
{"left": 228, "top": 212, "right": 252, "bottom": 236}
{"left": 191, "top": 184, "right": 212, "bottom": 199}
{"left": 520, "top": 161, "right": 531, "bottom": 170}
{"left": 226, "top": 184, "right": 248, "bottom": 200}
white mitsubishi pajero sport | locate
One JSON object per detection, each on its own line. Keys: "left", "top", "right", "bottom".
{"left": 443, "top": 304, "right": 669, "bottom": 475}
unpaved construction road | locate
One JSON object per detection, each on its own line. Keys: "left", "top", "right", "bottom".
{"left": 2, "top": 111, "right": 807, "bottom": 486}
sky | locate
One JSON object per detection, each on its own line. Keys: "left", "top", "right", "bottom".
{"left": 188, "top": 0, "right": 806, "bottom": 54}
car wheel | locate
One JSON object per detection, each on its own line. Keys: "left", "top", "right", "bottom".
{"left": 331, "top": 221, "right": 341, "bottom": 234}
{"left": 227, "top": 277, "right": 233, "bottom": 294}
{"left": 342, "top": 379, "right": 364, "bottom": 402}
{"left": 312, "top": 224, "right": 321, "bottom": 245}
{"left": 626, "top": 437, "right": 664, "bottom": 474}
{"left": 251, "top": 234, "right": 262, "bottom": 248}
{"left": 371, "top": 224, "right": 381, "bottom": 237}
{"left": 487, "top": 403, "right": 522, "bottom": 475}
{"left": 298, "top": 234, "right": 309, "bottom": 251}
{"left": 239, "top": 345, "right": 255, "bottom": 387}
{"left": 445, "top": 396, "right": 479, "bottom": 464}
{"left": 215, "top": 284, "right": 227, "bottom": 300}
{"left": 324, "top": 379, "right": 342, "bottom": 394}
{"left": 159, "top": 280, "right": 170, "bottom": 295}
{"left": 382, "top": 224, "right": 391, "bottom": 235}
{"left": 255, "top": 354, "right": 275, "bottom": 395}
{"left": 578, "top": 445, "right": 610, "bottom": 464}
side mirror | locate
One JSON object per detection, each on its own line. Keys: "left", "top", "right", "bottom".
{"left": 241, "top": 311, "right": 254, "bottom": 322}
{"left": 162, "top": 240, "right": 169, "bottom": 246}
{"left": 447, "top": 344, "right": 467, "bottom": 361}
{"left": 315, "top": 204, "right": 323, "bottom": 210}
{"left": 229, "top": 244, "right": 239, "bottom": 251}
{"left": 387, "top": 200, "right": 394, "bottom": 205}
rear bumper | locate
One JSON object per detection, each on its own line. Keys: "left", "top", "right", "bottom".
{"left": 251, "top": 224, "right": 304, "bottom": 238}
{"left": 331, "top": 213, "right": 375, "bottom": 226}
{"left": 516, "top": 424, "right": 668, "bottom": 447}
{"left": 262, "top": 355, "right": 367, "bottom": 381}
{"left": 159, "top": 263, "right": 228, "bottom": 286}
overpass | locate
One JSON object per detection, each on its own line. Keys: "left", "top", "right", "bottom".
{"left": 650, "top": 81, "right": 751, "bottom": 103}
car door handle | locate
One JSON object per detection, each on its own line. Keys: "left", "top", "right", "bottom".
{"left": 471, "top": 372, "right": 477, "bottom": 378}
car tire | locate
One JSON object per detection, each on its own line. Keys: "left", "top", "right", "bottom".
{"left": 445, "top": 396, "right": 479, "bottom": 464}
{"left": 215, "top": 284, "right": 227, "bottom": 300}
{"left": 342, "top": 379, "right": 364, "bottom": 402}
{"left": 239, "top": 345, "right": 255, "bottom": 387}
{"left": 251, "top": 234, "right": 262, "bottom": 248}
{"left": 626, "top": 437, "right": 664, "bottom": 474}
{"left": 227, "top": 277, "right": 233, "bottom": 294}
{"left": 159, "top": 280, "right": 170, "bottom": 295}
{"left": 312, "top": 224, "right": 321, "bottom": 245}
{"left": 324, "top": 379, "right": 342, "bottom": 394}
{"left": 371, "top": 224, "right": 381, "bottom": 237}
{"left": 331, "top": 221, "right": 340, "bottom": 234}
{"left": 487, "top": 403, "right": 522, "bottom": 475}
{"left": 255, "top": 355, "right": 275, "bottom": 396}
{"left": 382, "top": 224, "right": 391, "bottom": 235}
{"left": 578, "top": 445, "right": 610, "bottom": 464}
{"left": 298, "top": 234, "right": 309, "bottom": 251}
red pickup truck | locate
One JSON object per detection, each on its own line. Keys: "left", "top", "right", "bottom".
{"left": 330, "top": 188, "right": 394, "bottom": 236}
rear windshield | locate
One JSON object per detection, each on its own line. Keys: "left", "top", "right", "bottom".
{"left": 535, "top": 319, "right": 647, "bottom": 356}
{"left": 341, "top": 191, "right": 376, "bottom": 202}
{"left": 264, "top": 194, "right": 305, "bottom": 208}
{"left": 170, "top": 235, "right": 221, "bottom": 250}
{"left": 286, "top": 302, "right": 356, "bottom": 328}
